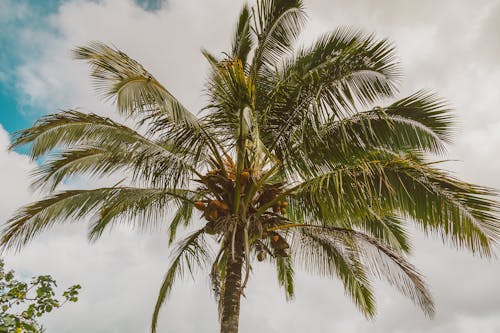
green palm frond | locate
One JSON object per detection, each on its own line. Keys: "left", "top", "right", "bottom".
{"left": 288, "top": 152, "right": 499, "bottom": 256}
{"left": 276, "top": 256, "right": 295, "bottom": 301}
{"left": 168, "top": 200, "right": 196, "bottom": 245}
{"left": 386, "top": 90, "right": 454, "bottom": 142}
{"left": 204, "top": 58, "right": 255, "bottom": 146}
{"left": 251, "top": 0, "right": 307, "bottom": 73}
{"left": 151, "top": 228, "right": 209, "bottom": 333}
{"left": 10, "top": 110, "right": 143, "bottom": 158}
{"left": 257, "top": 28, "right": 401, "bottom": 170}
{"left": 1, "top": 187, "right": 193, "bottom": 250}
{"left": 319, "top": 100, "right": 450, "bottom": 156}
{"left": 12, "top": 111, "right": 203, "bottom": 189}
{"left": 232, "top": 4, "right": 254, "bottom": 65}
{"left": 277, "top": 92, "right": 452, "bottom": 178}
{"left": 354, "top": 215, "right": 411, "bottom": 254}
{"left": 293, "top": 227, "right": 376, "bottom": 317}
{"left": 73, "top": 43, "right": 222, "bottom": 167}
{"left": 31, "top": 146, "right": 111, "bottom": 191}
{"left": 73, "top": 42, "right": 197, "bottom": 126}
{"left": 348, "top": 229, "right": 434, "bottom": 317}
{"left": 87, "top": 188, "right": 197, "bottom": 241}
{"left": 261, "top": 27, "right": 400, "bottom": 116}
{"left": 291, "top": 225, "right": 433, "bottom": 317}
{"left": 32, "top": 142, "right": 200, "bottom": 190}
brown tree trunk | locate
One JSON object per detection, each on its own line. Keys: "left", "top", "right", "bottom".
{"left": 220, "top": 230, "right": 243, "bottom": 333}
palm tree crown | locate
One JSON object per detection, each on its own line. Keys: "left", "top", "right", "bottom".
{"left": 3, "top": 1, "right": 499, "bottom": 332}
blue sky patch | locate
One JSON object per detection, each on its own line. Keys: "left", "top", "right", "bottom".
{"left": 0, "top": 0, "right": 165, "bottom": 137}
{"left": 0, "top": 0, "right": 63, "bottom": 135}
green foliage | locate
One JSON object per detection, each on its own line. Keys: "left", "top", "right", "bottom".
{"left": 0, "top": 259, "right": 80, "bottom": 333}
{"left": 276, "top": 256, "right": 294, "bottom": 301}
{"left": 2, "top": 0, "right": 499, "bottom": 332}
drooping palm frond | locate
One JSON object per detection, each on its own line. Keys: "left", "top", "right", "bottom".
{"left": 1, "top": 187, "right": 193, "bottom": 251}
{"left": 319, "top": 99, "right": 450, "bottom": 155}
{"left": 87, "top": 188, "right": 198, "bottom": 241}
{"left": 287, "top": 152, "right": 500, "bottom": 256}
{"left": 275, "top": 255, "right": 295, "bottom": 301}
{"left": 151, "top": 228, "right": 210, "bottom": 333}
{"left": 11, "top": 111, "right": 203, "bottom": 189}
{"left": 31, "top": 142, "right": 199, "bottom": 191}
{"left": 354, "top": 215, "right": 411, "bottom": 254}
{"left": 385, "top": 90, "right": 455, "bottom": 143}
{"left": 10, "top": 110, "right": 145, "bottom": 158}
{"left": 168, "top": 200, "right": 196, "bottom": 245}
{"left": 30, "top": 146, "right": 111, "bottom": 191}
{"left": 290, "top": 225, "right": 434, "bottom": 317}
{"left": 292, "top": 227, "right": 377, "bottom": 317}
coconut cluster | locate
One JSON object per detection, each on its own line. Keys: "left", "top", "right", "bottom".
{"left": 194, "top": 163, "right": 290, "bottom": 259}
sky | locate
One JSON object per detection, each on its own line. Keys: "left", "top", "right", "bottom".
{"left": 1, "top": 0, "right": 500, "bottom": 332}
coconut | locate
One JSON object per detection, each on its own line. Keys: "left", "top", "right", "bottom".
{"left": 194, "top": 201, "right": 206, "bottom": 210}
{"left": 209, "top": 200, "right": 230, "bottom": 212}
{"left": 205, "top": 208, "right": 219, "bottom": 221}
{"left": 240, "top": 170, "right": 250, "bottom": 183}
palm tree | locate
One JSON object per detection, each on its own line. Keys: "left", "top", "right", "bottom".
{"left": 2, "top": 0, "right": 499, "bottom": 332}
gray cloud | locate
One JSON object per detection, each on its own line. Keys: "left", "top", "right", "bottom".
{"left": 2, "top": 0, "right": 500, "bottom": 332}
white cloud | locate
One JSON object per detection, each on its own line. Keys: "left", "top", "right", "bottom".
{"left": 3, "top": 0, "right": 500, "bottom": 332}
{"left": 0, "top": 126, "right": 35, "bottom": 221}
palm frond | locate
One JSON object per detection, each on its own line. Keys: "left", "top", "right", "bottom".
{"left": 257, "top": 28, "right": 401, "bottom": 168}
{"left": 168, "top": 200, "right": 195, "bottom": 245}
{"left": 33, "top": 142, "right": 199, "bottom": 191}
{"left": 251, "top": 0, "right": 307, "bottom": 73}
{"left": 293, "top": 227, "right": 376, "bottom": 317}
{"left": 87, "top": 188, "right": 195, "bottom": 242}
{"left": 292, "top": 225, "right": 433, "bottom": 317}
{"left": 385, "top": 90, "right": 454, "bottom": 143}
{"left": 232, "top": 4, "right": 254, "bottom": 65}
{"left": 354, "top": 215, "right": 411, "bottom": 254}
{"left": 151, "top": 228, "right": 209, "bottom": 333}
{"left": 276, "top": 256, "right": 295, "bottom": 301}
{"left": 12, "top": 110, "right": 202, "bottom": 189}
{"left": 73, "top": 42, "right": 197, "bottom": 126}
{"left": 204, "top": 58, "right": 255, "bottom": 146}
{"left": 288, "top": 152, "right": 500, "bottom": 256}
{"left": 319, "top": 101, "right": 450, "bottom": 156}
{"left": 73, "top": 43, "right": 222, "bottom": 167}
{"left": 10, "top": 110, "right": 143, "bottom": 159}
{"left": 276, "top": 92, "right": 452, "bottom": 179}
{"left": 1, "top": 187, "right": 193, "bottom": 251}
{"left": 31, "top": 146, "right": 110, "bottom": 191}
{"left": 349, "top": 229, "right": 434, "bottom": 317}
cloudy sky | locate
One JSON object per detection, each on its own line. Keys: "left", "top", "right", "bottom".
{"left": 1, "top": 0, "right": 500, "bottom": 332}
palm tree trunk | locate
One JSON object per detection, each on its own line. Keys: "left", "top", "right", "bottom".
{"left": 220, "top": 230, "right": 243, "bottom": 333}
